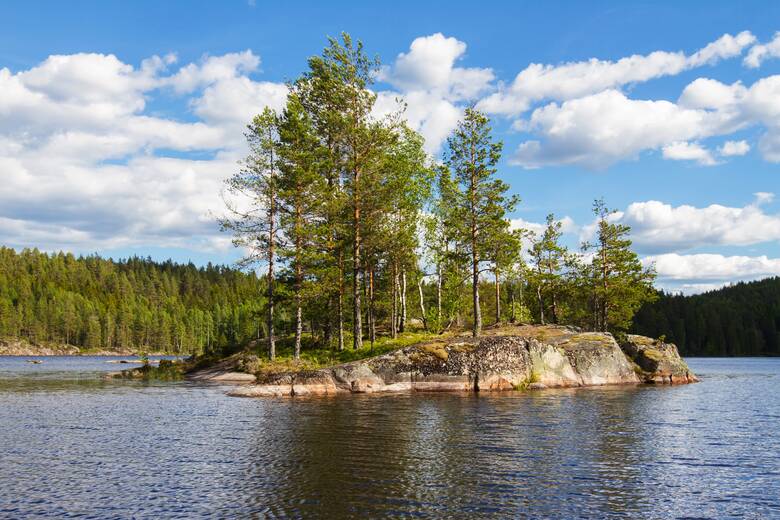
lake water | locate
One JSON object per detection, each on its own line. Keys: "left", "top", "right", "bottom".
{"left": 0, "top": 357, "right": 778, "bottom": 519}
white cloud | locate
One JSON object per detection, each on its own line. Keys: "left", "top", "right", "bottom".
{"left": 662, "top": 141, "right": 718, "bottom": 165}
{"left": 610, "top": 194, "right": 780, "bottom": 254}
{"left": 382, "top": 33, "right": 494, "bottom": 101}
{"left": 677, "top": 77, "right": 746, "bottom": 110}
{"left": 744, "top": 31, "right": 780, "bottom": 68}
{"left": 510, "top": 73, "right": 780, "bottom": 168}
{"left": 478, "top": 31, "right": 754, "bottom": 116}
{"left": 166, "top": 50, "right": 261, "bottom": 93}
{"left": 192, "top": 77, "right": 288, "bottom": 126}
{"left": 0, "top": 51, "right": 286, "bottom": 255}
{"left": 509, "top": 216, "right": 577, "bottom": 237}
{"left": 374, "top": 90, "right": 463, "bottom": 154}
{"left": 719, "top": 139, "right": 750, "bottom": 156}
{"left": 510, "top": 89, "right": 731, "bottom": 169}
{"left": 646, "top": 253, "right": 780, "bottom": 282}
{"left": 375, "top": 33, "right": 494, "bottom": 154}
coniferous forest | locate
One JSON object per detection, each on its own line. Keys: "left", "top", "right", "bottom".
{"left": 631, "top": 277, "right": 780, "bottom": 357}
{"left": 0, "top": 247, "right": 264, "bottom": 354}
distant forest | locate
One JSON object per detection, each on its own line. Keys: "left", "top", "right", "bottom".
{"left": 3, "top": 245, "right": 779, "bottom": 357}
{"left": 631, "top": 277, "right": 780, "bottom": 356}
{"left": 0, "top": 247, "right": 264, "bottom": 353}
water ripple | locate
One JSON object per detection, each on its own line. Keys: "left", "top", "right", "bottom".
{"left": 0, "top": 357, "right": 779, "bottom": 518}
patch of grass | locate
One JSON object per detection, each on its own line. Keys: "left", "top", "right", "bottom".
{"left": 642, "top": 348, "right": 664, "bottom": 362}
{"left": 241, "top": 331, "right": 446, "bottom": 374}
{"left": 514, "top": 369, "right": 543, "bottom": 390}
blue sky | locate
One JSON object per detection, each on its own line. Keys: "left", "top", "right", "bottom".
{"left": 1, "top": 0, "right": 779, "bottom": 292}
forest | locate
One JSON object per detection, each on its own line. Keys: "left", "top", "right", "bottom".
{"left": 632, "top": 277, "right": 780, "bottom": 356}
{"left": 0, "top": 247, "right": 263, "bottom": 353}
{"left": 0, "top": 34, "right": 658, "bottom": 357}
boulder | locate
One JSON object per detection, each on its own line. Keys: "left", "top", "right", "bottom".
{"left": 621, "top": 334, "right": 699, "bottom": 384}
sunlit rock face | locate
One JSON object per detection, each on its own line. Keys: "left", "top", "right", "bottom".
{"left": 229, "top": 325, "right": 698, "bottom": 397}
{"left": 622, "top": 334, "right": 699, "bottom": 384}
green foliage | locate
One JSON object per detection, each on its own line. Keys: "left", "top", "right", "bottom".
{"left": 0, "top": 247, "right": 264, "bottom": 354}
{"left": 583, "top": 199, "right": 657, "bottom": 333}
{"left": 632, "top": 277, "right": 780, "bottom": 356}
{"left": 441, "top": 107, "right": 518, "bottom": 336}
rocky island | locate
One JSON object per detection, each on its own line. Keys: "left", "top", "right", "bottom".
{"left": 226, "top": 325, "right": 698, "bottom": 397}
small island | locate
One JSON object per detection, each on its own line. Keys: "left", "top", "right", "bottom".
{"left": 152, "top": 324, "right": 695, "bottom": 397}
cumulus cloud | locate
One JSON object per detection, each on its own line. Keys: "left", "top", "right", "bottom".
{"left": 510, "top": 73, "right": 780, "bottom": 168}
{"left": 166, "top": 50, "right": 261, "bottom": 93}
{"left": 510, "top": 89, "right": 732, "bottom": 169}
{"left": 376, "top": 33, "right": 494, "bottom": 154}
{"left": 646, "top": 253, "right": 780, "bottom": 283}
{"left": 744, "top": 31, "right": 780, "bottom": 68}
{"left": 594, "top": 194, "right": 780, "bottom": 254}
{"left": 0, "top": 51, "right": 286, "bottom": 255}
{"left": 662, "top": 141, "right": 718, "bottom": 165}
{"left": 381, "top": 33, "right": 494, "bottom": 101}
{"left": 719, "top": 139, "right": 750, "bottom": 156}
{"left": 509, "top": 216, "right": 577, "bottom": 238}
{"left": 478, "top": 31, "right": 755, "bottom": 116}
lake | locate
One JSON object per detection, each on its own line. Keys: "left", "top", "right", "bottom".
{"left": 0, "top": 356, "right": 778, "bottom": 519}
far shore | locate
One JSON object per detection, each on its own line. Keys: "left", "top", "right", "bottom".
{"left": 0, "top": 339, "right": 171, "bottom": 357}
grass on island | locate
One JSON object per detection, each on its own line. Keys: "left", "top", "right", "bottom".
{"left": 243, "top": 330, "right": 449, "bottom": 376}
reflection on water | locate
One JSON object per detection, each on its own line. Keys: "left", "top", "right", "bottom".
{"left": 0, "top": 357, "right": 779, "bottom": 518}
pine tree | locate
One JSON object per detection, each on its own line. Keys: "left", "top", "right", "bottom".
{"left": 276, "top": 94, "right": 326, "bottom": 359}
{"left": 585, "top": 199, "right": 656, "bottom": 333}
{"left": 220, "top": 108, "right": 281, "bottom": 360}
{"left": 528, "top": 214, "right": 569, "bottom": 325}
{"left": 442, "top": 108, "right": 517, "bottom": 336}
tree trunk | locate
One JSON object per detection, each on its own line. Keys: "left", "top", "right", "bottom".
{"left": 294, "top": 201, "right": 303, "bottom": 360}
{"left": 324, "top": 296, "right": 332, "bottom": 348}
{"left": 391, "top": 264, "right": 399, "bottom": 338}
{"left": 400, "top": 269, "right": 407, "bottom": 333}
{"left": 472, "top": 252, "right": 481, "bottom": 337}
{"left": 494, "top": 267, "right": 501, "bottom": 325}
{"left": 469, "top": 146, "right": 481, "bottom": 337}
{"left": 369, "top": 268, "right": 376, "bottom": 345}
{"left": 418, "top": 276, "right": 428, "bottom": 331}
{"left": 601, "top": 238, "right": 609, "bottom": 332}
{"left": 510, "top": 285, "right": 516, "bottom": 323}
{"left": 267, "top": 203, "right": 276, "bottom": 361}
{"left": 537, "top": 283, "right": 545, "bottom": 325}
{"left": 338, "top": 251, "right": 345, "bottom": 351}
{"left": 293, "top": 268, "right": 302, "bottom": 361}
{"left": 352, "top": 169, "right": 363, "bottom": 350}
{"left": 436, "top": 262, "right": 442, "bottom": 327}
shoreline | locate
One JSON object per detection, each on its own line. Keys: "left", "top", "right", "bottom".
{"left": 0, "top": 339, "right": 170, "bottom": 357}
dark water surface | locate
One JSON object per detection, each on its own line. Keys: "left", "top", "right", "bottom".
{"left": 0, "top": 357, "right": 778, "bottom": 519}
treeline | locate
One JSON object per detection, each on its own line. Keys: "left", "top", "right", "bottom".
{"left": 221, "top": 33, "right": 657, "bottom": 360}
{"left": 632, "top": 277, "right": 780, "bottom": 356}
{"left": 0, "top": 247, "right": 265, "bottom": 353}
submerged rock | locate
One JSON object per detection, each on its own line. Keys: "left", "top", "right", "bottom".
{"left": 229, "top": 325, "right": 699, "bottom": 398}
